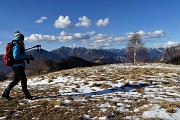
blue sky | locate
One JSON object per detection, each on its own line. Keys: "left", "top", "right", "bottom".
{"left": 0, "top": 0, "right": 180, "bottom": 54}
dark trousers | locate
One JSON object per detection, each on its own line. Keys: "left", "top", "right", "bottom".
{"left": 4, "top": 66, "right": 31, "bottom": 97}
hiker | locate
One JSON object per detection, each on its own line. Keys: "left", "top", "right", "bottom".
{"left": 1, "top": 31, "right": 34, "bottom": 100}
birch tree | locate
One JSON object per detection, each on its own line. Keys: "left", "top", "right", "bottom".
{"left": 127, "top": 33, "right": 148, "bottom": 63}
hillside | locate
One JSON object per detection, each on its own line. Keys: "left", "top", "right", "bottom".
{"left": 0, "top": 63, "right": 179, "bottom": 120}
{"left": 160, "top": 44, "right": 180, "bottom": 64}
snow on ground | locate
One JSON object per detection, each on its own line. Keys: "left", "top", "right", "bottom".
{"left": 142, "top": 104, "right": 180, "bottom": 120}
{"left": 0, "top": 63, "right": 179, "bottom": 120}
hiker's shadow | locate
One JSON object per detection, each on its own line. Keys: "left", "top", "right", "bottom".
{"left": 33, "top": 82, "right": 157, "bottom": 100}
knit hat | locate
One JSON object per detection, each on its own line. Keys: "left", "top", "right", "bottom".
{"left": 14, "top": 31, "right": 24, "bottom": 40}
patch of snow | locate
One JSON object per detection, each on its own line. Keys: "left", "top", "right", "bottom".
{"left": 63, "top": 99, "right": 72, "bottom": 104}
{"left": 0, "top": 117, "right": 6, "bottom": 120}
{"left": 142, "top": 104, "right": 180, "bottom": 120}
{"left": 84, "top": 114, "right": 90, "bottom": 119}
{"left": 54, "top": 105, "right": 61, "bottom": 108}
{"left": 98, "top": 116, "right": 107, "bottom": 120}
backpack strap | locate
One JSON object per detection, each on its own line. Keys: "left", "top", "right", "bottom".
{"left": 10, "top": 40, "right": 18, "bottom": 48}
{"left": 12, "top": 40, "right": 19, "bottom": 44}
{"left": 11, "top": 40, "right": 25, "bottom": 54}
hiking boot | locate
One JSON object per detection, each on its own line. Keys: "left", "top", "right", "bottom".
{"left": 2, "top": 92, "right": 11, "bottom": 99}
{"left": 25, "top": 96, "right": 36, "bottom": 100}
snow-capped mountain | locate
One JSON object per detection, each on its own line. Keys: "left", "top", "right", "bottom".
{"left": 0, "top": 46, "right": 165, "bottom": 75}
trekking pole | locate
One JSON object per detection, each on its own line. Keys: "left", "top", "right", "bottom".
{"left": 25, "top": 45, "right": 42, "bottom": 64}
{"left": 25, "top": 45, "right": 41, "bottom": 51}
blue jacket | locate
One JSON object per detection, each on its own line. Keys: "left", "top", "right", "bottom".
{"left": 12, "top": 41, "right": 27, "bottom": 67}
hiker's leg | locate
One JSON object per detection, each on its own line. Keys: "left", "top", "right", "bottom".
{"left": 17, "top": 67, "right": 32, "bottom": 97}
{"left": 2, "top": 67, "right": 20, "bottom": 97}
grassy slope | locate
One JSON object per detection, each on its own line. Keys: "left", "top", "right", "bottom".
{"left": 0, "top": 63, "right": 179, "bottom": 120}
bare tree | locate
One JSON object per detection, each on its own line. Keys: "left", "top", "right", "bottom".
{"left": 127, "top": 33, "right": 148, "bottom": 63}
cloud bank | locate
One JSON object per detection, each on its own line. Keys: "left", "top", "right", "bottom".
{"left": 25, "top": 30, "right": 167, "bottom": 48}
{"left": 126, "top": 30, "right": 165, "bottom": 39}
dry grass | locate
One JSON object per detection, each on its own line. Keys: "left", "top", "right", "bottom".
{"left": 101, "top": 83, "right": 111, "bottom": 89}
{"left": 0, "top": 63, "right": 179, "bottom": 120}
{"left": 152, "top": 100, "right": 180, "bottom": 113}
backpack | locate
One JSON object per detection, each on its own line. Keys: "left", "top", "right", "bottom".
{"left": 3, "top": 41, "right": 16, "bottom": 66}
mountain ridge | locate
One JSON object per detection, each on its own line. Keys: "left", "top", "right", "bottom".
{"left": 0, "top": 46, "right": 165, "bottom": 74}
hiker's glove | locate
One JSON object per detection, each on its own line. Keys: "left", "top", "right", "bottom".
{"left": 27, "top": 54, "right": 34, "bottom": 60}
{"left": 25, "top": 55, "right": 34, "bottom": 64}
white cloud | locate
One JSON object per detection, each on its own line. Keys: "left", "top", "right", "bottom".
{"left": 58, "top": 31, "right": 90, "bottom": 42}
{"left": 35, "top": 16, "right": 47, "bottom": 23}
{"left": 113, "top": 37, "right": 127, "bottom": 42}
{"left": 86, "top": 31, "right": 96, "bottom": 36}
{"left": 96, "top": 18, "right": 109, "bottom": 27}
{"left": 54, "top": 15, "right": 72, "bottom": 29}
{"left": 90, "top": 42, "right": 112, "bottom": 48}
{"left": 75, "top": 16, "right": 91, "bottom": 27}
{"left": 25, "top": 34, "right": 56, "bottom": 42}
{"left": 91, "top": 33, "right": 125, "bottom": 43}
{"left": 0, "top": 42, "right": 2, "bottom": 45}
{"left": 90, "top": 33, "right": 125, "bottom": 48}
{"left": 153, "top": 41, "right": 179, "bottom": 48}
{"left": 165, "top": 41, "right": 179, "bottom": 47}
{"left": 82, "top": 40, "right": 88, "bottom": 45}
{"left": 91, "top": 33, "right": 109, "bottom": 41}
{"left": 149, "top": 30, "right": 165, "bottom": 38}
{"left": 136, "top": 30, "right": 146, "bottom": 36}
{"left": 127, "top": 30, "right": 165, "bottom": 39}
